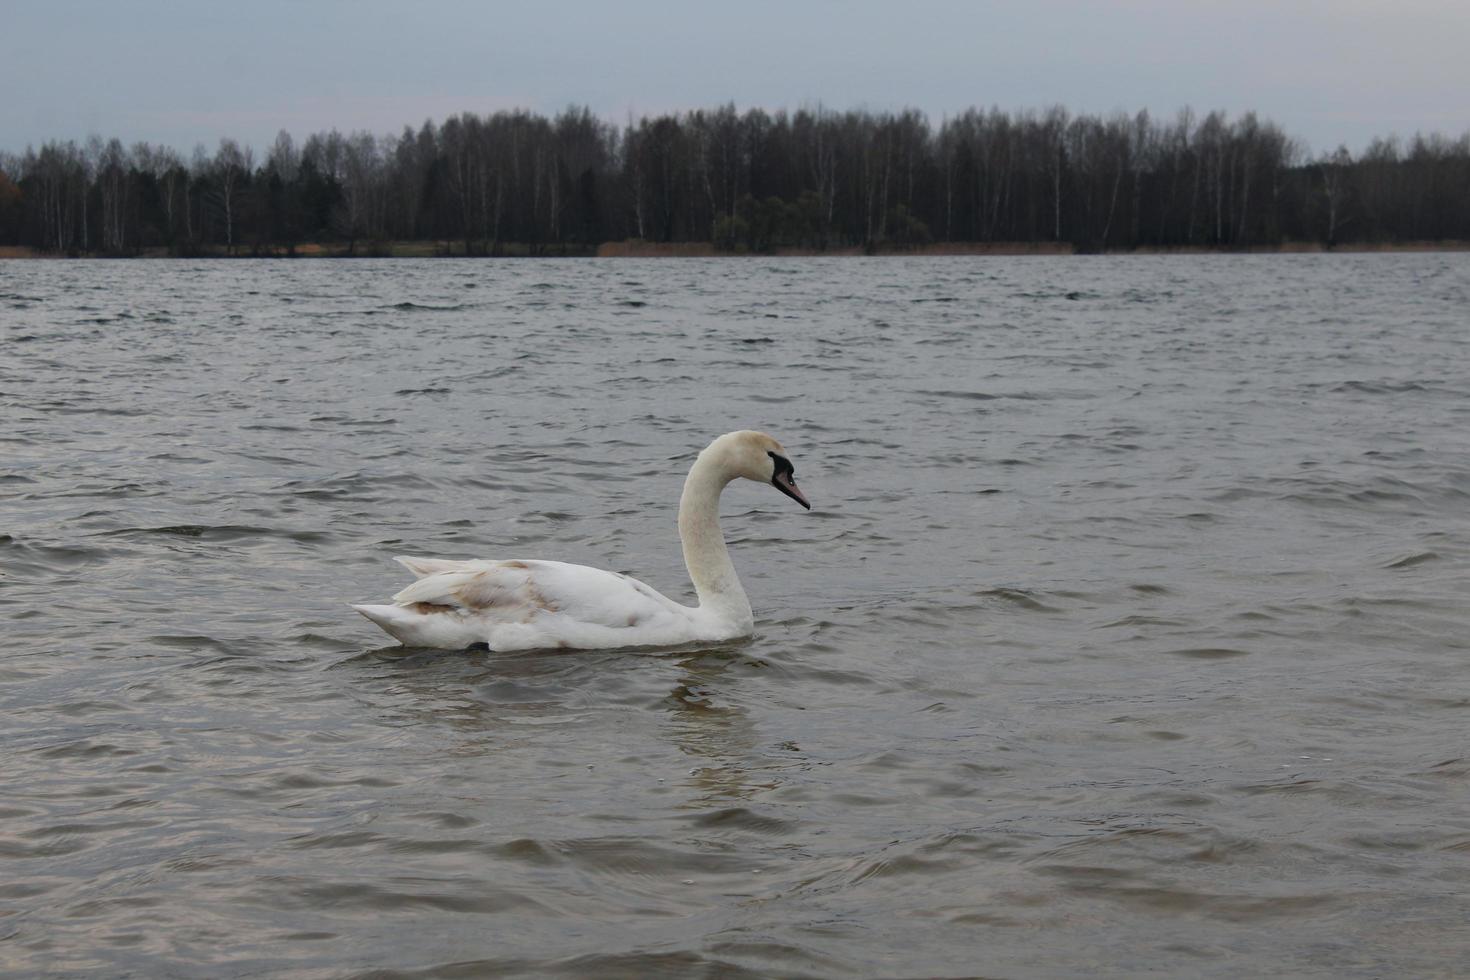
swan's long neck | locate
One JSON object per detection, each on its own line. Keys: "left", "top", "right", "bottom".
{"left": 677, "top": 451, "right": 752, "bottom": 629}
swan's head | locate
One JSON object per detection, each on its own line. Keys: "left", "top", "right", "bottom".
{"left": 704, "top": 430, "right": 811, "bottom": 510}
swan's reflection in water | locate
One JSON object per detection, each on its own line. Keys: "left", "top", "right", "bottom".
{"left": 335, "top": 642, "right": 769, "bottom": 811}
{"left": 659, "top": 647, "right": 769, "bottom": 808}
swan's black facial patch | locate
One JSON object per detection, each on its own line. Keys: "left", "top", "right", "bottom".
{"left": 768, "top": 451, "right": 794, "bottom": 480}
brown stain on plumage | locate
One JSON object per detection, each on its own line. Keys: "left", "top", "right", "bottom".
{"left": 402, "top": 561, "right": 562, "bottom": 624}
{"left": 523, "top": 581, "right": 559, "bottom": 614}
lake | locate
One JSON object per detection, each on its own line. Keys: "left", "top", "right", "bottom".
{"left": 3, "top": 254, "right": 1469, "bottom": 977}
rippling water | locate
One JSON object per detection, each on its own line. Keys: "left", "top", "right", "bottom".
{"left": 3, "top": 254, "right": 1470, "bottom": 977}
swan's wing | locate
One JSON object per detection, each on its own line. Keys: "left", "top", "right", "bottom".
{"left": 390, "top": 559, "right": 686, "bottom": 629}
{"left": 395, "top": 556, "right": 493, "bottom": 579}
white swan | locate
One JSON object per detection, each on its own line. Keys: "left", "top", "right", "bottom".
{"left": 352, "top": 430, "right": 810, "bottom": 650}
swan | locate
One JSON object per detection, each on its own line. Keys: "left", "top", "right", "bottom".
{"left": 352, "top": 430, "right": 810, "bottom": 650}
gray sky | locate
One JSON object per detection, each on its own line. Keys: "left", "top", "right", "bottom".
{"left": 3, "top": 0, "right": 1466, "bottom": 159}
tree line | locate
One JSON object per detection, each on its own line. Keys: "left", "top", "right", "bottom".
{"left": 1, "top": 105, "right": 1467, "bottom": 255}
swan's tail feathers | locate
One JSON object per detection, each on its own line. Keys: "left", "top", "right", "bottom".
{"left": 395, "top": 556, "right": 482, "bottom": 579}
{"left": 352, "top": 603, "right": 413, "bottom": 643}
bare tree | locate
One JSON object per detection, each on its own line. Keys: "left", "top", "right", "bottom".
{"left": 1319, "top": 146, "right": 1354, "bottom": 247}
{"left": 337, "top": 130, "right": 384, "bottom": 253}
{"left": 212, "top": 138, "right": 251, "bottom": 254}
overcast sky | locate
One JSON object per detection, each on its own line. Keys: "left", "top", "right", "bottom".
{"left": 3, "top": 0, "right": 1467, "bottom": 159}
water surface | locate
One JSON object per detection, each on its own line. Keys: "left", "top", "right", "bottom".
{"left": 3, "top": 255, "right": 1470, "bottom": 977}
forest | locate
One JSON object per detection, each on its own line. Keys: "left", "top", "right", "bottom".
{"left": 1, "top": 105, "right": 1467, "bottom": 256}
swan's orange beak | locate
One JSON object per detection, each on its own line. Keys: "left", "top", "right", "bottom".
{"left": 773, "top": 470, "right": 810, "bottom": 510}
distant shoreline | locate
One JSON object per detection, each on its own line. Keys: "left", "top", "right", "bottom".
{"left": 3, "top": 240, "right": 1468, "bottom": 260}
{"left": 596, "top": 240, "right": 1470, "bottom": 258}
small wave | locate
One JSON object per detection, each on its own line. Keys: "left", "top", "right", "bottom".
{"left": 686, "top": 806, "right": 799, "bottom": 834}
{"left": 0, "top": 535, "right": 106, "bottom": 570}
{"left": 384, "top": 301, "right": 464, "bottom": 311}
{"left": 1330, "top": 379, "right": 1436, "bottom": 395}
{"left": 1280, "top": 477, "right": 1425, "bottom": 509}
{"left": 1383, "top": 551, "right": 1440, "bottom": 569}
{"left": 104, "top": 524, "right": 329, "bottom": 543}
{"left": 917, "top": 388, "right": 1066, "bottom": 401}
{"left": 1098, "top": 614, "right": 1188, "bottom": 629}
{"left": 308, "top": 415, "right": 398, "bottom": 427}
{"left": 919, "top": 389, "right": 999, "bottom": 401}
{"left": 975, "top": 587, "right": 1064, "bottom": 613}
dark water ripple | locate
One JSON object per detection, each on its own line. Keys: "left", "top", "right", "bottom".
{"left": 3, "top": 255, "right": 1470, "bottom": 977}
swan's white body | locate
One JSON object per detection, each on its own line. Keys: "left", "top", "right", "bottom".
{"left": 352, "top": 431, "right": 809, "bottom": 650}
